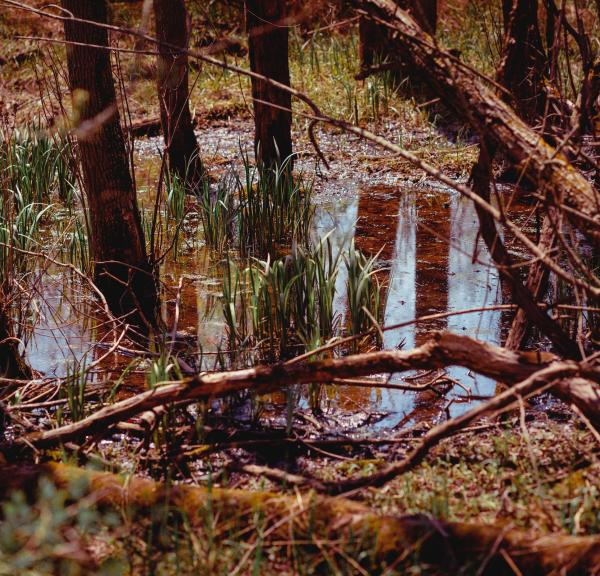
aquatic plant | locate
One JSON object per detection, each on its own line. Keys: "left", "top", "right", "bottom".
{"left": 238, "top": 154, "right": 314, "bottom": 257}
{"left": 198, "top": 155, "right": 313, "bottom": 259}
{"left": 147, "top": 350, "right": 182, "bottom": 389}
{"left": 165, "top": 170, "right": 187, "bottom": 258}
{"left": 221, "top": 233, "right": 345, "bottom": 360}
{"left": 197, "top": 171, "right": 236, "bottom": 253}
{"left": 65, "top": 216, "right": 90, "bottom": 273}
{"left": 60, "top": 357, "right": 89, "bottom": 423}
{"left": 1, "top": 126, "right": 76, "bottom": 208}
{"left": 345, "top": 240, "right": 385, "bottom": 347}
{"left": 221, "top": 256, "right": 248, "bottom": 351}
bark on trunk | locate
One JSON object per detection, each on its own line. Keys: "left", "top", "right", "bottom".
{"left": 1, "top": 462, "right": 599, "bottom": 575}
{"left": 61, "top": 0, "right": 159, "bottom": 330}
{"left": 0, "top": 302, "right": 31, "bottom": 379}
{"left": 359, "top": 0, "right": 437, "bottom": 74}
{"left": 154, "top": 0, "right": 204, "bottom": 189}
{"left": 354, "top": 0, "right": 600, "bottom": 249}
{"left": 498, "top": 0, "right": 547, "bottom": 125}
{"left": 245, "top": 0, "right": 293, "bottom": 168}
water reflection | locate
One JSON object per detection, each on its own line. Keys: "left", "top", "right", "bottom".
{"left": 26, "top": 173, "right": 506, "bottom": 427}
{"left": 314, "top": 183, "right": 504, "bottom": 425}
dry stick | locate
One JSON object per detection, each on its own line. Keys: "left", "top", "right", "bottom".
{"left": 505, "top": 213, "right": 557, "bottom": 351}
{"left": 235, "top": 464, "right": 310, "bottom": 487}
{"left": 470, "top": 142, "right": 579, "bottom": 358}
{"left": 15, "top": 332, "right": 600, "bottom": 449}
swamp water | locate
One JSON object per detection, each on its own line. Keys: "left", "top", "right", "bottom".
{"left": 25, "top": 121, "right": 521, "bottom": 431}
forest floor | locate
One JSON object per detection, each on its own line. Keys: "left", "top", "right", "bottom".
{"left": 1, "top": 2, "right": 599, "bottom": 575}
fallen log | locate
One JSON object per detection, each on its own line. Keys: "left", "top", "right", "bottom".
{"left": 0, "top": 462, "right": 598, "bottom": 575}
{"left": 355, "top": 0, "right": 600, "bottom": 248}
{"left": 128, "top": 116, "right": 162, "bottom": 137}
{"left": 14, "top": 332, "right": 600, "bottom": 449}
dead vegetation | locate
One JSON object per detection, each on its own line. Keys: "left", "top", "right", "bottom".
{"left": 0, "top": 0, "right": 600, "bottom": 573}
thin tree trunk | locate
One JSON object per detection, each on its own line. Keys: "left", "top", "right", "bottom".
{"left": 359, "top": 0, "right": 437, "bottom": 76}
{"left": 505, "top": 214, "right": 556, "bottom": 350}
{"left": 154, "top": 0, "right": 204, "bottom": 189}
{"left": 61, "top": 0, "right": 159, "bottom": 330}
{"left": 0, "top": 301, "right": 31, "bottom": 379}
{"left": 470, "top": 142, "right": 578, "bottom": 358}
{"left": 498, "top": 0, "right": 547, "bottom": 126}
{"left": 498, "top": 1, "right": 553, "bottom": 349}
{"left": 245, "top": 0, "right": 293, "bottom": 168}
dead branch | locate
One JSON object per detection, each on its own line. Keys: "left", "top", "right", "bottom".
{"left": 355, "top": 0, "right": 600, "bottom": 249}
{"left": 470, "top": 142, "right": 579, "bottom": 358}
{"left": 505, "top": 213, "right": 557, "bottom": 350}
{"left": 324, "top": 363, "right": 587, "bottom": 495}
{"left": 14, "top": 332, "right": 600, "bottom": 449}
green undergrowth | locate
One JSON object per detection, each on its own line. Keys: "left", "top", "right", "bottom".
{"left": 338, "top": 419, "right": 600, "bottom": 536}
{"left": 2, "top": 415, "right": 598, "bottom": 575}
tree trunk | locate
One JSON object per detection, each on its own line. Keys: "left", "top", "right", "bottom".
{"left": 245, "top": 0, "right": 293, "bottom": 168}
{"left": 359, "top": 0, "right": 437, "bottom": 75}
{"left": 498, "top": 0, "right": 547, "bottom": 126}
{"left": 0, "top": 301, "right": 31, "bottom": 379}
{"left": 61, "top": 0, "right": 159, "bottom": 330}
{"left": 154, "top": 0, "right": 204, "bottom": 189}
{"left": 354, "top": 0, "right": 600, "bottom": 250}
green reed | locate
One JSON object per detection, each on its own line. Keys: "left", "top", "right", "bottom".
{"left": 345, "top": 240, "right": 385, "bottom": 348}
{"left": 197, "top": 171, "right": 237, "bottom": 253}
{"left": 221, "top": 233, "right": 346, "bottom": 361}
{"left": 199, "top": 155, "right": 313, "bottom": 259}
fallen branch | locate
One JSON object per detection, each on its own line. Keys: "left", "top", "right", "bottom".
{"left": 14, "top": 332, "right": 600, "bottom": 449}
{"left": 324, "top": 363, "right": 585, "bottom": 494}
{"left": 356, "top": 0, "right": 600, "bottom": 248}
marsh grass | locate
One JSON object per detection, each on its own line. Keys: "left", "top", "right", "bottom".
{"left": 1, "top": 126, "right": 75, "bottom": 208}
{"left": 198, "top": 171, "right": 237, "bottom": 253}
{"left": 199, "top": 155, "right": 313, "bottom": 259}
{"left": 221, "top": 234, "right": 384, "bottom": 366}
{"left": 0, "top": 127, "right": 79, "bottom": 276}
{"left": 345, "top": 240, "right": 385, "bottom": 349}
{"left": 57, "top": 357, "right": 89, "bottom": 423}
{"left": 165, "top": 170, "right": 188, "bottom": 259}
{"left": 221, "top": 234, "right": 342, "bottom": 361}
{"left": 238, "top": 156, "right": 313, "bottom": 257}
{"left": 289, "top": 29, "right": 404, "bottom": 125}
